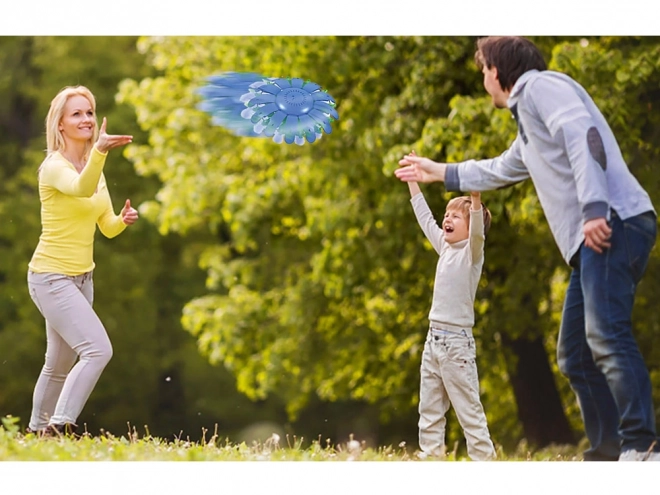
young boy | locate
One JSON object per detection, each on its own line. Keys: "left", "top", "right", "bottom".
{"left": 406, "top": 167, "right": 495, "bottom": 461}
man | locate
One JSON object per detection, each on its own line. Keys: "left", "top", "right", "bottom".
{"left": 395, "top": 36, "right": 659, "bottom": 461}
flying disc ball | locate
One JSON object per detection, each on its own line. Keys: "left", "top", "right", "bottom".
{"left": 197, "top": 72, "right": 339, "bottom": 145}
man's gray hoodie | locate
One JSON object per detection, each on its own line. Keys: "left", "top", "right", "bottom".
{"left": 445, "top": 69, "right": 655, "bottom": 264}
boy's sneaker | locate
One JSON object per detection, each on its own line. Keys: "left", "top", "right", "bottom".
{"left": 619, "top": 449, "right": 660, "bottom": 461}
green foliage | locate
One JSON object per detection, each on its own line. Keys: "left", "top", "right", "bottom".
{"left": 118, "top": 36, "right": 489, "bottom": 424}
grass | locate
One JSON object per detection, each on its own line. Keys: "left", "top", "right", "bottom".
{"left": 6, "top": 417, "right": 649, "bottom": 495}
{"left": 0, "top": 415, "right": 584, "bottom": 461}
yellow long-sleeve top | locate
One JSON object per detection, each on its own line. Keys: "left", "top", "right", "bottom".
{"left": 28, "top": 147, "right": 127, "bottom": 276}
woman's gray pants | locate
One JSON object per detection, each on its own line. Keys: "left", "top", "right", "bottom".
{"left": 27, "top": 270, "right": 112, "bottom": 430}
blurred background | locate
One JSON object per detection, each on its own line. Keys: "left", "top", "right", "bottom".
{"left": 1, "top": 36, "right": 659, "bottom": 456}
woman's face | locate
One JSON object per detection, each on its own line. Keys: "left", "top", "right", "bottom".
{"left": 59, "top": 95, "right": 95, "bottom": 144}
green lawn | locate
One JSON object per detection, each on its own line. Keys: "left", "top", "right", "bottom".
{"left": 7, "top": 416, "right": 645, "bottom": 495}
{"left": 0, "top": 416, "right": 583, "bottom": 461}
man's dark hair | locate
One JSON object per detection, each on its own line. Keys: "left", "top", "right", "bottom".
{"left": 475, "top": 36, "right": 547, "bottom": 91}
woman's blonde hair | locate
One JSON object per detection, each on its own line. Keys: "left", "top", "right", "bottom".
{"left": 45, "top": 85, "right": 98, "bottom": 158}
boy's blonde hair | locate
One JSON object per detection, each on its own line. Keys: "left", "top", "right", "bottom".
{"left": 446, "top": 196, "right": 492, "bottom": 235}
{"left": 45, "top": 85, "right": 98, "bottom": 158}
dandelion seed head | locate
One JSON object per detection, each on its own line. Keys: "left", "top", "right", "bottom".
{"left": 348, "top": 440, "right": 361, "bottom": 453}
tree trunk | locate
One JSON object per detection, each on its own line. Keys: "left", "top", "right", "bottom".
{"left": 500, "top": 333, "right": 576, "bottom": 448}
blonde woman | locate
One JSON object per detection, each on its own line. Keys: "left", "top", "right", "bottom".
{"left": 26, "top": 86, "right": 138, "bottom": 437}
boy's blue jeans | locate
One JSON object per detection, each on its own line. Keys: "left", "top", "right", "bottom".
{"left": 558, "top": 210, "right": 658, "bottom": 461}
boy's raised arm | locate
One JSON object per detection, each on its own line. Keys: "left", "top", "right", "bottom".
{"left": 399, "top": 150, "right": 444, "bottom": 254}
{"left": 469, "top": 191, "right": 485, "bottom": 264}
{"left": 409, "top": 187, "right": 444, "bottom": 256}
{"left": 408, "top": 181, "right": 422, "bottom": 198}
{"left": 470, "top": 191, "right": 481, "bottom": 211}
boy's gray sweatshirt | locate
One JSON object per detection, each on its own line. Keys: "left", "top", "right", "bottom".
{"left": 445, "top": 69, "right": 655, "bottom": 264}
{"left": 411, "top": 193, "right": 484, "bottom": 331}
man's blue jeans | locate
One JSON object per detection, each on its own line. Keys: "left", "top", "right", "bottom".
{"left": 557, "top": 210, "right": 658, "bottom": 461}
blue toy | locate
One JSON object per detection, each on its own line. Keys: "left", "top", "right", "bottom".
{"left": 197, "top": 72, "right": 339, "bottom": 145}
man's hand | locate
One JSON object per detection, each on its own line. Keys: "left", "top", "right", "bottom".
{"left": 583, "top": 217, "right": 611, "bottom": 253}
{"left": 395, "top": 154, "right": 446, "bottom": 183}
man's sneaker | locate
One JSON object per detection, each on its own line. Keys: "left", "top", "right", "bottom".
{"left": 619, "top": 449, "right": 660, "bottom": 461}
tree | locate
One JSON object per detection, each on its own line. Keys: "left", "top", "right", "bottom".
{"left": 118, "top": 35, "right": 660, "bottom": 451}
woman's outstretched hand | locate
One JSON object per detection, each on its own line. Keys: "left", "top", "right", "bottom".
{"left": 95, "top": 117, "right": 133, "bottom": 153}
